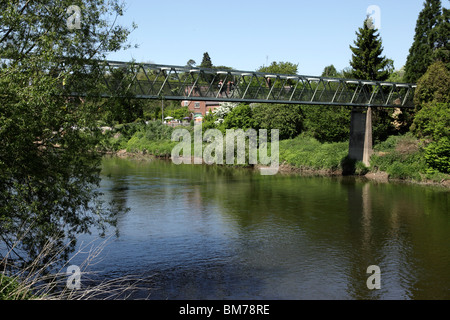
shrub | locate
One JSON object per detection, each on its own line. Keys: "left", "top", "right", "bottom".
{"left": 424, "top": 137, "right": 450, "bottom": 174}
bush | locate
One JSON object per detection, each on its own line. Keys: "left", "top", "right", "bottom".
{"left": 412, "top": 102, "right": 450, "bottom": 140}
{"left": 369, "top": 134, "right": 439, "bottom": 181}
{"left": 0, "top": 275, "right": 30, "bottom": 300}
{"left": 222, "top": 104, "right": 257, "bottom": 131}
{"left": 424, "top": 137, "right": 450, "bottom": 174}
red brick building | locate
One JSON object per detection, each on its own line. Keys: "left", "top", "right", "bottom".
{"left": 181, "top": 100, "right": 220, "bottom": 118}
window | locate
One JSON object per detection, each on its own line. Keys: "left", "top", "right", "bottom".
{"left": 194, "top": 102, "right": 200, "bottom": 109}
{"left": 183, "top": 101, "right": 189, "bottom": 107}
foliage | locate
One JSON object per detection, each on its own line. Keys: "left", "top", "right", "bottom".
{"left": 371, "top": 108, "right": 397, "bottom": 144}
{"left": 413, "top": 61, "right": 450, "bottom": 108}
{"left": 404, "top": 0, "right": 444, "bottom": 83}
{"left": 214, "top": 102, "right": 237, "bottom": 119}
{"left": 412, "top": 101, "right": 450, "bottom": 173}
{"left": 279, "top": 134, "right": 348, "bottom": 171}
{"left": 0, "top": 0, "right": 132, "bottom": 271}
{"left": 346, "top": 16, "right": 397, "bottom": 143}
{"left": 430, "top": 7, "right": 450, "bottom": 69}
{"left": 424, "top": 137, "right": 450, "bottom": 174}
{"left": 370, "top": 134, "right": 450, "bottom": 181}
{"left": 222, "top": 104, "right": 257, "bottom": 131}
{"left": 0, "top": 275, "right": 33, "bottom": 300}
{"left": 347, "top": 17, "right": 391, "bottom": 81}
{"left": 411, "top": 60, "right": 450, "bottom": 174}
{"left": 200, "top": 52, "right": 213, "bottom": 69}
{"left": 252, "top": 104, "right": 303, "bottom": 140}
{"left": 321, "top": 65, "right": 338, "bottom": 77}
{"left": 166, "top": 106, "right": 190, "bottom": 120}
{"left": 125, "top": 121, "right": 176, "bottom": 156}
{"left": 302, "top": 106, "right": 351, "bottom": 143}
{"left": 388, "top": 66, "right": 406, "bottom": 83}
{"left": 413, "top": 101, "right": 450, "bottom": 140}
{"left": 257, "top": 61, "right": 299, "bottom": 75}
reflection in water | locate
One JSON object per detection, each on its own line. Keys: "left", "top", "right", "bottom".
{"left": 72, "top": 157, "right": 450, "bottom": 300}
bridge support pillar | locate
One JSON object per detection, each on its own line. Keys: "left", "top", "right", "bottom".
{"left": 348, "top": 107, "right": 373, "bottom": 167}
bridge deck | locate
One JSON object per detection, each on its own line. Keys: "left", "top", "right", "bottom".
{"left": 94, "top": 61, "right": 416, "bottom": 108}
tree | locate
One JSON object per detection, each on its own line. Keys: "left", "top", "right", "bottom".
{"left": 257, "top": 61, "right": 298, "bottom": 75}
{"left": 200, "top": 52, "right": 213, "bottom": 69}
{"left": 186, "top": 59, "right": 196, "bottom": 67}
{"left": 413, "top": 60, "right": 450, "bottom": 108}
{"left": 0, "top": 1, "right": 132, "bottom": 270}
{"left": 430, "top": 7, "right": 450, "bottom": 69}
{"left": 322, "top": 65, "right": 338, "bottom": 78}
{"left": 252, "top": 104, "right": 303, "bottom": 140}
{"left": 347, "top": 17, "right": 391, "bottom": 81}
{"left": 404, "top": 0, "right": 443, "bottom": 83}
{"left": 411, "top": 61, "right": 450, "bottom": 173}
{"left": 347, "top": 16, "right": 396, "bottom": 142}
{"left": 222, "top": 104, "right": 257, "bottom": 131}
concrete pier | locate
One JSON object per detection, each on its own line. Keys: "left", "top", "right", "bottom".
{"left": 348, "top": 107, "right": 373, "bottom": 167}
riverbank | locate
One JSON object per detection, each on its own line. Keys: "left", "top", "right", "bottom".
{"left": 108, "top": 147, "right": 450, "bottom": 189}
{"left": 100, "top": 122, "right": 449, "bottom": 189}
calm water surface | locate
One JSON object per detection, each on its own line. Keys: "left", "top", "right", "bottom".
{"left": 72, "top": 157, "right": 450, "bottom": 300}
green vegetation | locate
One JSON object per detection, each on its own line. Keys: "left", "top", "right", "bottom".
{"left": 0, "top": 0, "right": 132, "bottom": 282}
{"left": 347, "top": 17, "right": 391, "bottom": 81}
{"left": 278, "top": 134, "right": 348, "bottom": 172}
{"left": 0, "top": 275, "right": 33, "bottom": 300}
{"left": 2, "top": 0, "right": 449, "bottom": 301}
{"left": 404, "top": 0, "right": 448, "bottom": 83}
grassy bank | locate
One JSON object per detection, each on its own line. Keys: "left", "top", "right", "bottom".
{"left": 99, "top": 121, "right": 449, "bottom": 186}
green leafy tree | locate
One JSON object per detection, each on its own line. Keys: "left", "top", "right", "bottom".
{"left": 252, "top": 104, "right": 303, "bottom": 140}
{"left": 404, "top": 0, "right": 443, "bottom": 83}
{"left": 257, "top": 61, "right": 299, "bottom": 75}
{"left": 413, "top": 60, "right": 450, "bottom": 108}
{"left": 412, "top": 61, "right": 450, "bottom": 173}
{"left": 302, "top": 106, "right": 351, "bottom": 143}
{"left": 222, "top": 104, "right": 257, "bottom": 131}
{"left": 321, "top": 65, "right": 338, "bottom": 77}
{"left": 0, "top": 1, "right": 133, "bottom": 270}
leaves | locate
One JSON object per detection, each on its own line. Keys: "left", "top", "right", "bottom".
{"left": 404, "top": 0, "right": 444, "bottom": 83}
{"left": 0, "top": 0, "right": 132, "bottom": 270}
{"left": 347, "top": 17, "right": 390, "bottom": 81}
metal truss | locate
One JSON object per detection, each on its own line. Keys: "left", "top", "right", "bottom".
{"left": 96, "top": 61, "right": 416, "bottom": 108}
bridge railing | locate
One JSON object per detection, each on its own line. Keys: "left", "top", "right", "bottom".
{"left": 81, "top": 60, "right": 417, "bottom": 108}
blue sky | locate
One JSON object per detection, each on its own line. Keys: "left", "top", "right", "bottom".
{"left": 106, "top": 0, "right": 440, "bottom": 76}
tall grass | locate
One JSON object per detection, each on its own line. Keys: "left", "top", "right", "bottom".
{"left": 1, "top": 235, "right": 147, "bottom": 300}
{"left": 279, "top": 134, "right": 349, "bottom": 171}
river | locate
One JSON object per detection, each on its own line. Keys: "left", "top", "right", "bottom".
{"left": 71, "top": 156, "right": 450, "bottom": 300}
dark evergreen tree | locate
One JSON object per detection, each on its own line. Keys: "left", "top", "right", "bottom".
{"left": 430, "top": 6, "right": 450, "bottom": 69}
{"left": 347, "top": 17, "right": 391, "bottom": 81}
{"left": 200, "top": 52, "right": 213, "bottom": 69}
{"left": 404, "top": 0, "right": 443, "bottom": 83}
{"left": 347, "top": 16, "right": 395, "bottom": 143}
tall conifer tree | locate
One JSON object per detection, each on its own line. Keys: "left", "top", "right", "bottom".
{"left": 347, "top": 17, "right": 390, "bottom": 81}
{"left": 404, "top": 0, "right": 443, "bottom": 83}
{"left": 200, "top": 52, "right": 213, "bottom": 69}
{"left": 347, "top": 16, "right": 395, "bottom": 142}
